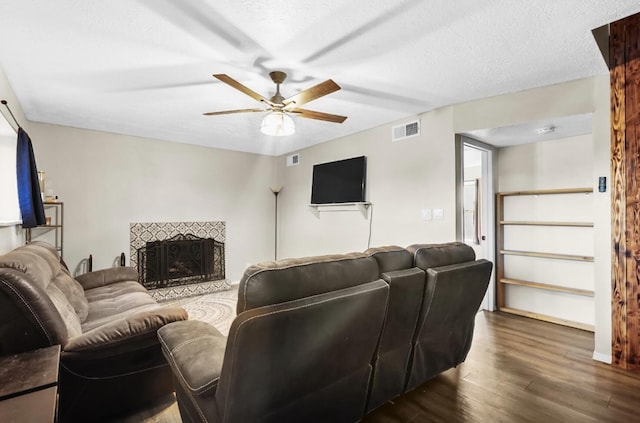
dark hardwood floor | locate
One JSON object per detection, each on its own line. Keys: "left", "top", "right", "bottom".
{"left": 363, "top": 311, "right": 640, "bottom": 422}
{"left": 118, "top": 311, "right": 640, "bottom": 422}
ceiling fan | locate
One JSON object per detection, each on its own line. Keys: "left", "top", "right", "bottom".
{"left": 203, "top": 71, "right": 347, "bottom": 136}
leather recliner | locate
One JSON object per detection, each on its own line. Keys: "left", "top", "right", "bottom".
{"left": 158, "top": 253, "right": 389, "bottom": 423}
{"left": 404, "top": 242, "right": 493, "bottom": 391}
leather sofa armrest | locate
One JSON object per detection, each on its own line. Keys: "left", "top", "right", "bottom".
{"left": 157, "top": 320, "right": 227, "bottom": 396}
{"left": 75, "top": 266, "right": 140, "bottom": 290}
{"left": 381, "top": 267, "right": 425, "bottom": 285}
{"left": 379, "top": 267, "right": 425, "bottom": 347}
{"left": 64, "top": 306, "right": 188, "bottom": 352}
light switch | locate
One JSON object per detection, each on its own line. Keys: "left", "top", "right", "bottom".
{"left": 433, "top": 208, "right": 444, "bottom": 220}
{"left": 421, "top": 208, "right": 432, "bottom": 221}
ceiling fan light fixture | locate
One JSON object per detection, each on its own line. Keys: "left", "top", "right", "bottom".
{"left": 261, "top": 111, "right": 295, "bottom": 136}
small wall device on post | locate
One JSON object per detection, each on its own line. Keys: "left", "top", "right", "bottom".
{"left": 598, "top": 176, "right": 606, "bottom": 193}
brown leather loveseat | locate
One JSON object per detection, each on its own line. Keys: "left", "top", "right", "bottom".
{"left": 0, "top": 241, "right": 187, "bottom": 421}
{"left": 158, "top": 242, "right": 492, "bottom": 422}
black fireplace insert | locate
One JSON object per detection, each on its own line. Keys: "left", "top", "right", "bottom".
{"left": 137, "top": 233, "right": 225, "bottom": 289}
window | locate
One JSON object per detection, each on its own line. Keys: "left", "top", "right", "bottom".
{"left": 0, "top": 113, "right": 20, "bottom": 225}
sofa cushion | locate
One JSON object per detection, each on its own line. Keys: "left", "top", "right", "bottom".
{"left": 75, "top": 266, "right": 140, "bottom": 290}
{"left": 158, "top": 320, "right": 226, "bottom": 396}
{"left": 237, "top": 253, "right": 379, "bottom": 313}
{"left": 66, "top": 306, "right": 189, "bottom": 352}
{"left": 407, "top": 242, "right": 476, "bottom": 270}
{"left": 158, "top": 320, "right": 226, "bottom": 422}
{"left": 0, "top": 248, "right": 56, "bottom": 290}
{"left": 84, "top": 279, "right": 148, "bottom": 302}
{"left": 52, "top": 268, "right": 89, "bottom": 322}
{"left": 46, "top": 282, "right": 83, "bottom": 339}
{"left": 82, "top": 281, "right": 160, "bottom": 332}
{"left": 365, "top": 245, "right": 413, "bottom": 273}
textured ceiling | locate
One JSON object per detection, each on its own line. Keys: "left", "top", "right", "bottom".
{"left": 0, "top": 0, "right": 637, "bottom": 156}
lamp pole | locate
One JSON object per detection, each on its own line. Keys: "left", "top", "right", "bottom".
{"left": 270, "top": 186, "right": 282, "bottom": 260}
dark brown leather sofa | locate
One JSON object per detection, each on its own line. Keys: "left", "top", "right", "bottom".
{"left": 0, "top": 241, "right": 188, "bottom": 421}
{"left": 158, "top": 242, "right": 492, "bottom": 422}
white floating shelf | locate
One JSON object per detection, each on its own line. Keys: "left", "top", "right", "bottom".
{"left": 309, "top": 202, "right": 371, "bottom": 217}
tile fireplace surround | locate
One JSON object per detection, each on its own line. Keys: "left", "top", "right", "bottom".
{"left": 130, "top": 221, "right": 229, "bottom": 301}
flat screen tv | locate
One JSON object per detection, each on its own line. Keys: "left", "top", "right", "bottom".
{"left": 311, "top": 156, "right": 367, "bottom": 204}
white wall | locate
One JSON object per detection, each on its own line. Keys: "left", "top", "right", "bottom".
{"left": 498, "top": 134, "right": 593, "bottom": 191}
{"left": 0, "top": 225, "right": 21, "bottom": 254}
{"left": 278, "top": 76, "right": 611, "bottom": 361}
{"left": 0, "top": 66, "right": 26, "bottom": 253}
{"left": 27, "top": 122, "right": 278, "bottom": 282}
{"left": 592, "top": 74, "right": 612, "bottom": 363}
{"left": 278, "top": 78, "right": 599, "bottom": 258}
{"left": 0, "top": 133, "right": 20, "bottom": 224}
{"left": 498, "top": 134, "right": 595, "bottom": 326}
{"left": 452, "top": 78, "right": 596, "bottom": 132}
{"left": 278, "top": 78, "right": 601, "bottom": 255}
{"left": 454, "top": 76, "right": 611, "bottom": 362}
{"left": 278, "top": 107, "right": 457, "bottom": 259}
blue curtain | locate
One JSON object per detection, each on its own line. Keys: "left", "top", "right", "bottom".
{"left": 16, "top": 127, "right": 45, "bottom": 228}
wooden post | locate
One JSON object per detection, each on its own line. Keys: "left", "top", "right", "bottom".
{"left": 610, "top": 13, "right": 640, "bottom": 368}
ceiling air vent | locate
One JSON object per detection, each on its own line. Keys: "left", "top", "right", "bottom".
{"left": 392, "top": 119, "right": 420, "bottom": 142}
{"left": 286, "top": 153, "right": 300, "bottom": 166}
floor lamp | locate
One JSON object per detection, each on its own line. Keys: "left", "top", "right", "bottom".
{"left": 270, "top": 186, "right": 282, "bottom": 260}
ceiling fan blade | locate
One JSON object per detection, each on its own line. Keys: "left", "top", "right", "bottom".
{"left": 203, "top": 108, "right": 265, "bottom": 116}
{"left": 283, "top": 79, "right": 341, "bottom": 108}
{"left": 290, "top": 108, "right": 347, "bottom": 123}
{"left": 213, "top": 74, "right": 273, "bottom": 105}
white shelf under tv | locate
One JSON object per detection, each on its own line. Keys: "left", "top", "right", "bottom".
{"left": 309, "top": 202, "right": 371, "bottom": 217}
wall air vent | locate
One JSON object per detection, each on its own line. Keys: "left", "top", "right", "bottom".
{"left": 286, "top": 153, "right": 300, "bottom": 166}
{"left": 392, "top": 119, "right": 420, "bottom": 142}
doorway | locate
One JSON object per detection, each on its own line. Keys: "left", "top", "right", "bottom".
{"left": 456, "top": 135, "right": 496, "bottom": 311}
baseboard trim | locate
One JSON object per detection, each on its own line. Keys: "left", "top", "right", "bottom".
{"left": 592, "top": 350, "right": 612, "bottom": 364}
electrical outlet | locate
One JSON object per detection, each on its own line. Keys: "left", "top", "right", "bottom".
{"left": 433, "top": 208, "right": 444, "bottom": 220}
{"left": 421, "top": 208, "right": 432, "bottom": 221}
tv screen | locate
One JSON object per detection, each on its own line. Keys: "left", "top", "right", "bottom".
{"left": 311, "top": 156, "right": 367, "bottom": 204}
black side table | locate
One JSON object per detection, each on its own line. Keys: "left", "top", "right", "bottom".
{"left": 0, "top": 345, "right": 60, "bottom": 422}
